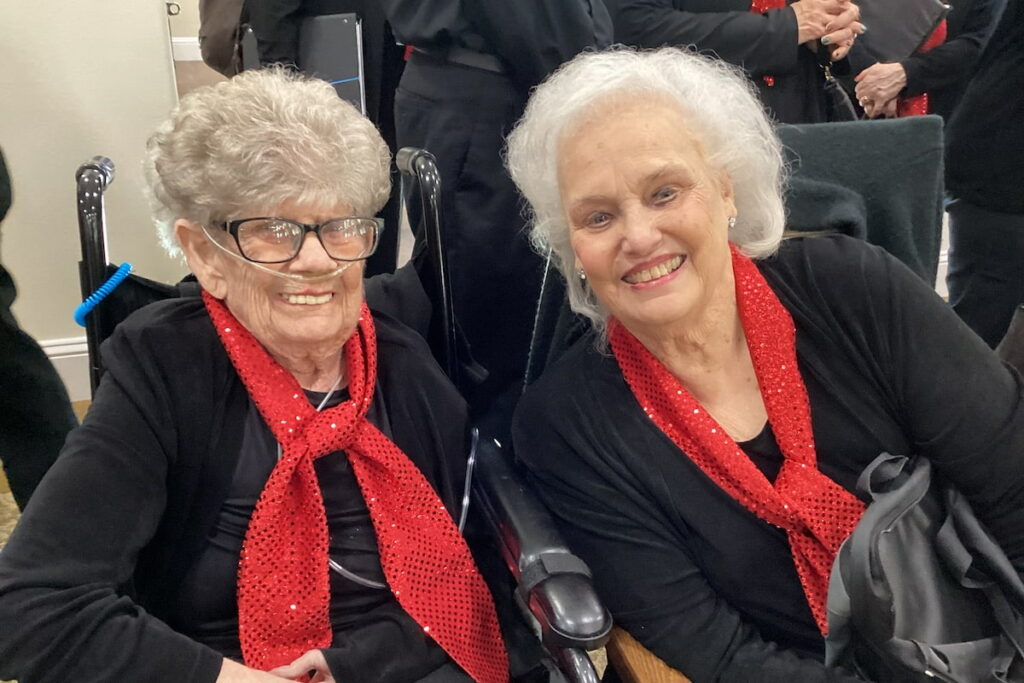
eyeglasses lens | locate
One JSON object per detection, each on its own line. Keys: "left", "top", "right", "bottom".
{"left": 235, "top": 218, "right": 377, "bottom": 263}
{"left": 321, "top": 218, "right": 377, "bottom": 260}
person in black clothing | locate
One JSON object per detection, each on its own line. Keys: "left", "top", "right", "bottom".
{"left": 505, "top": 48, "right": 1024, "bottom": 681}
{"left": 853, "top": 0, "right": 1005, "bottom": 120}
{"left": 0, "top": 146, "right": 77, "bottom": 511}
{"left": 606, "top": 0, "right": 864, "bottom": 123}
{"left": 943, "top": 0, "right": 1023, "bottom": 348}
{"left": 382, "top": 0, "right": 612, "bottom": 417}
{"left": 0, "top": 70, "right": 513, "bottom": 683}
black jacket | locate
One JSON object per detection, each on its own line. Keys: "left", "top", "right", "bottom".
{"left": 946, "top": 0, "right": 1024, "bottom": 213}
{"left": 0, "top": 298, "right": 471, "bottom": 682}
{"left": 514, "top": 235, "right": 1024, "bottom": 682}
{"left": 608, "top": 0, "right": 829, "bottom": 123}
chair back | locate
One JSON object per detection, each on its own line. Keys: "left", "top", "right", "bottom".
{"left": 395, "top": 147, "right": 460, "bottom": 388}
{"left": 778, "top": 116, "right": 945, "bottom": 284}
{"left": 75, "top": 157, "right": 182, "bottom": 395}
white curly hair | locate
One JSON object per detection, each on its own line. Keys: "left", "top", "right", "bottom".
{"left": 505, "top": 46, "right": 787, "bottom": 336}
{"left": 143, "top": 67, "right": 391, "bottom": 257}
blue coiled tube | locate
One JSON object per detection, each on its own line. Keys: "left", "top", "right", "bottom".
{"left": 74, "top": 262, "right": 132, "bottom": 327}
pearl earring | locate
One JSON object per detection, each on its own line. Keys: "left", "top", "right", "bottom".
{"left": 728, "top": 216, "right": 737, "bottom": 229}
{"left": 575, "top": 267, "right": 586, "bottom": 281}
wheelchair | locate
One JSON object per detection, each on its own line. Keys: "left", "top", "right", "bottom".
{"left": 74, "top": 148, "right": 612, "bottom": 683}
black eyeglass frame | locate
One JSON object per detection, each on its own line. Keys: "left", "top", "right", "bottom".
{"left": 214, "top": 216, "right": 382, "bottom": 264}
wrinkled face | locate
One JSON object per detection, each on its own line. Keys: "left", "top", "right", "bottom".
{"left": 178, "top": 199, "right": 366, "bottom": 357}
{"left": 558, "top": 99, "right": 737, "bottom": 338}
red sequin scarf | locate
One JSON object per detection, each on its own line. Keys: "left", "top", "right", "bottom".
{"left": 202, "top": 292, "right": 508, "bottom": 681}
{"left": 608, "top": 246, "right": 864, "bottom": 635}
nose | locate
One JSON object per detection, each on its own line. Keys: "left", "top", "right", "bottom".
{"left": 289, "top": 232, "right": 337, "bottom": 272}
{"left": 620, "top": 207, "right": 662, "bottom": 255}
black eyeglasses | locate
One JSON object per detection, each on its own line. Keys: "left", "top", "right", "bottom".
{"left": 214, "top": 216, "right": 381, "bottom": 264}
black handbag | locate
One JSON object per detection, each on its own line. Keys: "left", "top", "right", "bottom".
{"left": 826, "top": 453, "right": 1024, "bottom": 682}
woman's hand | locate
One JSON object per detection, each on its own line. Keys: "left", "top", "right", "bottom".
{"left": 218, "top": 657, "right": 295, "bottom": 682}
{"left": 855, "top": 62, "right": 908, "bottom": 109}
{"left": 863, "top": 96, "right": 899, "bottom": 119}
{"left": 269, "top": 649, "right": 336, "bottom": 683}
{"left": 791, "top": 0, "right": 860, "bottom": 45}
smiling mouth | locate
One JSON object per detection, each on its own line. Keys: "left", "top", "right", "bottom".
{"left": 283, "top": 293, "right": 333, "bottom": 305}
{"left": 623, "top": 255, "right": 685, "bottom": 285}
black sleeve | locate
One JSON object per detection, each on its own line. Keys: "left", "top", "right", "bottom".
{"left": 0, "top": 332, "right": 223, "bottom": 682}
{"left": 774, "top": 236, "right": 1024, "bottom": 572}
{"left": 900, "top": 0, "right": 1002, "bottom": 95}
{"left": 843, "top": 241, "right": 1024, "bottom": 568}
{"left": 615, "top": 0, "right": 803, "bottom": 76}
{"left": 463, "top": 0, "right": 609, "bottom": 90}
{"left": 513, "top": 384, "right": 864, "bottom": 683}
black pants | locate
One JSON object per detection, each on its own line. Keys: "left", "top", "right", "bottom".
{"left": 0, "top": 265, "right": 77, "bottom": 510}
{"left": 395, "top": 53, "right": 543, "bottom": 414}
{"left": 946, "top": 199, "right": 1024, "bottom": 348}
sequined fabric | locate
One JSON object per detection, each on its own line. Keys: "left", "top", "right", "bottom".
{"left": 899, "top": 20, "right": 947, "bottom": 117}
{"left": 203, "top": 292, "right": 508, "bottom": 682}
{"left": 749, "top": 0, "right": 785, "bottom": 86}
{"left": 608, "top": 246, "right": 864, "bottom": 635}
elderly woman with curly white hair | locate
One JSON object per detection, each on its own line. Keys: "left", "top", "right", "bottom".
{"left": 0, "top": 69, "right": 510, "bottom": 683}
{"left": 508, "top": 48, "right": 1024, "bottom": 681}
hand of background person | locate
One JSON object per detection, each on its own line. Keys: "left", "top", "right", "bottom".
{"left": 269, "top": 649, "right": 336, "bottom": 682}
{"left": 863, "top": 96, "right": 899, "bottom": 119}
{"left": 791, "top": 0, "right": 861, "bottom": 45}
{"left": 855, "top": 62, "right": 908, "bottom": 108}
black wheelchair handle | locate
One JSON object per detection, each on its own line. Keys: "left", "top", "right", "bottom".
{"left": 76, "top": 156, "right": 115, "bottom": 189}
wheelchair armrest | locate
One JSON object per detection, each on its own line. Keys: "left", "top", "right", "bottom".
{"left": 473, "top": 435, "right": 612, "bottom": 651}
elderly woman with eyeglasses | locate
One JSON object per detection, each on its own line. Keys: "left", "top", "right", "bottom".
{"left": 0, "top": 70, "right": 509, "bottom": 683}
{"left": 508, "top": 48, "right": 1024, "bottom": 681}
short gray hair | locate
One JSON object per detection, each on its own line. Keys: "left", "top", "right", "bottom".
{"left": 144, "top": 67, "right": 391, "bottom": 256}
{"left": 505, "top": 47, "right": 787, "bottom": 335}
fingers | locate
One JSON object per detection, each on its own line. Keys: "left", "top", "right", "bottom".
{"left": 824, "top": 21, "right": 864, "bottom": 61}
{"left": 268, "top": 652, "right": 317, "bottom": 679}
{"left": 824, "top": 2, "right": 860, "bottom": 32}
{"left": 821, "top": 21, "right": 864, "bottom": 47}
{"left": 268, "top": 650, "right": 332, "bottom": 682}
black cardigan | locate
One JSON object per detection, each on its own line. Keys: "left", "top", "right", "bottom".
{"left": 513, "top": 235, "right": 1024, "bottom": 682}
{"left": 0, "top": 298, "right": 470, "bottom": 683}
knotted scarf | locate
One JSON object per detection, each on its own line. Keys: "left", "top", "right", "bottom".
{"left": 203, "top": 292, "right": 509, "bottom": 681}
{"left": 609, "top": 246, "right": 864, "bottom": 634}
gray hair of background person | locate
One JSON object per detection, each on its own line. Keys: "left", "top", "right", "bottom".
{"left": 505, "top": 47, "right": 788, "bottom": 336}
{"left": 144, "top": 67, "right": 391, "bottom": 257}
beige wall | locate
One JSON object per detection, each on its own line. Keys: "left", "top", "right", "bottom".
{"left": 0, "top": 1, "right": 186, "bottom": 359}
{"left": 169, "top": 0, "right": 201, "bottom": 39}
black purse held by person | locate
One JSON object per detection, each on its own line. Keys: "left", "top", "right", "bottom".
{"left": 826, "top": 453, "right": 1024, "bottom": 682}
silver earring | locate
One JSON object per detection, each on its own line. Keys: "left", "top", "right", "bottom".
{"left": 575, "top": 267, "right": 586, "bottom": 281}
{"left": 728, "top": 216, "right": 737, "bottom": 229}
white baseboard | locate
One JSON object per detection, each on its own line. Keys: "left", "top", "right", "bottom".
{"left": 172, "top": 36, "right": 202, "bottom": 62}
{"left": 40, "top": 336, "right": 90, "bottom": 402}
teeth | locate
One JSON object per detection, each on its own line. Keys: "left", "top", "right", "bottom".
{"left": 625, "top": 256, "right": 684, "bottom": 284}
{"left": 285, "top": 293, "right": 332, "bottom": 305}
